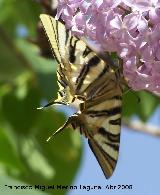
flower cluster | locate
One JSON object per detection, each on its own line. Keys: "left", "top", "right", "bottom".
{"left": 57, "top": 0, "right": 160, "bottom": 93}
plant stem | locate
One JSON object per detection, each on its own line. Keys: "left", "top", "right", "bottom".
{"left": 123, "top": 119, "right": 160, "bottom": 137}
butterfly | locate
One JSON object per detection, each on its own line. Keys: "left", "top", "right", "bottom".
{"left": 40, "top": 14, "right": 123, "bottom": 178}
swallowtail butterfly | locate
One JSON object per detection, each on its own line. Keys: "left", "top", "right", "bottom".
{"left": 40, "top": 14, "right": 123, "bottom": 178}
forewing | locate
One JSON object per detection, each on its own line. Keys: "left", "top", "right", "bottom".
{"left": 40, "top": 14, "right": 110, "bottom": 100}
{"left": 40, "top": 14, "right": 73, "bottom": 103}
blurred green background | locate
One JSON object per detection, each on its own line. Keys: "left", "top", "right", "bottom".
{"left": 0, "top": 0, "right": 82, "bottom": 194}
{"left": 0, "top": 0, "right": 159, "bottom": 195}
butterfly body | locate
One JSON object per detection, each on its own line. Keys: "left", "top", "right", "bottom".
{"left": 40, "top": 14, "right": 123, "bottom": 178}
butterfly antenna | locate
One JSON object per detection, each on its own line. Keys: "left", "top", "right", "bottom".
{"left": 37, "top": 100, "right": 66, "bottom": 110}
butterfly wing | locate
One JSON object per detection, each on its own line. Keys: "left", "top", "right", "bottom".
{"left": 40, "top": 14, "right": 110, "bottom": 101}
{"left": 40, "top": 14, "right": 73, "bottom": 103}
{"left": 40, "top": 14, "right": 123, "bottom": 178}
{"left": 86, "top": 95, "right": 122, "bottom": 178}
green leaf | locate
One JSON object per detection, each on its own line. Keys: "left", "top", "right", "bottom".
{"left": 16, "top": 39, "right": 57, "bottom": 73}
{"left": 0, "top": 29, "right": 26, "bottom": 82}
{"left": 36, "top": 72, "right": 58, "bottom": 100}
{"left": 1, "top": 79, "right": 41, "bottom": 133}
{"left": 138, "top": 91, "right": 160, "bottom": 121}
{"left": 0, "top": 127, "right": 25, "bottom": 173}
{"left": 32, "top": 108, "right": 82, "bottom": 194}
{"left": 0, "top": 0, "right": 41, "bottom": 37}
{"left": 122, "top": 90, "right": 159, "bottom": 121}
{"left": 16, "top": 39, "right": 58, "bottom": 99}
{"left": 122, "top": 90, "right": 139, "bottom": 117}
{"left": 0, "top": 75, "right": 82, "bottom": 195}
{"left": 0, "top": 1, "right": 82, "bottom": 193}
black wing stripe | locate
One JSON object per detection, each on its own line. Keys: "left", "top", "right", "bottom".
{"left": 94, "top": 80, "right": 113, "bottom": 96}
{"left": 69, "top": 36, "right": 79, "bottom": 63}
{"left": 58, "top": 91, "right": 63, "bottom": 97}
{"left": 65, "top": 29, "right": 70, "bottom": 45}
{"left": 48, "top": 17, "right": 62, "bottom": 64}
{"left": 75, "top": 65, "right": 88, "bottom": 85}
{"left": 99, "top": 143, "right": 117, "bottom": 163}
{"left": 97, "top": 63, "right": 109, "bottom": 77}
{"left": 98, "top": 127, "right": 120, "bottom": 142}
{"left": 57, "top": 73, "right": 67, "bottom": 89}
{"left": 57, "top": 69, "right": 65, "bottom": 78}
{"left": 86, "top": 107, "right": 121, "bottom": 117}
{"left": 57, "top": 69, "right": 68, "bottom": 85}
{"left": 88, "top": 139, "right": 115, "bottom": 170}
{"left": 111, "top": 95, "right": 122, "bottom": 100}
{"left": 84, "top": 64, "right": 109, "bottom": 96}
{"left": 41, "top": 16, "right": 60, "bottom": 64}
{"left": 109, "top": 118, "right": 121, "bottom": 125}
{"left": 55, "top": 19, "right": 67, "bottom": 62}
{"left": 82, "top": 46, "right": 91, "bottom": 57}
{"left": 104, "top": 141, "right": 119, "bottom": 151}
{"left": 57, "top": 79, "right": 67, "bottom": 88}
{"left": 55, "top": 19, "right": 61, "bottom": 56}
{"left": 93, "top": 137, "right": 118, "bottom": 166}
{"left": 76, "top": 56, "right": 101, "bottom": 91}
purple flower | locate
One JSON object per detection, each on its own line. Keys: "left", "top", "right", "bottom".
{"left": 57, "top": 0, "right": 160, "bottom": 93}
